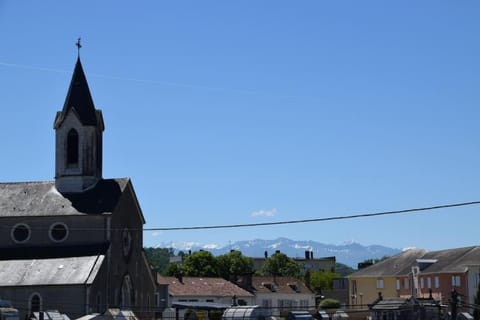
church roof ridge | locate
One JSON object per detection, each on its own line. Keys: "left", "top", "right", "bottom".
{"left": 0, "top": 180, "right": 54, "bottom": 186}
{"left": 0, "top": 178, "right": 129, "bottom": 186}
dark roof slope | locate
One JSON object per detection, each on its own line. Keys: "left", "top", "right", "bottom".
{"left": 420, "top": 246, "right": 480, "bottom": 273}
{"left": 348, "top": 246, "right": 480, "bottom": 277}
{"left": 0, "top": 178, "right": 129, "bottom": 217}
{"left": 54, "top": 58, "right": 103, "bottom": 129}
{"left": 347, "top": 249, "right": 427, "bottom": 278}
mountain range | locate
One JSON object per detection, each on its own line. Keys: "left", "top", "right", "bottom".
{"left": 158, "top": 237, "right": 402, "bottom": 268}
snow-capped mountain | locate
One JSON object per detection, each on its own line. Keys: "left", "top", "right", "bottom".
{"left": 157, "top": 237, "right": 401, "bottom": 267}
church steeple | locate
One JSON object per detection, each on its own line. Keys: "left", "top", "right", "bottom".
{"left": 54, "top": 56, "right": 104, "bottom": 193}
{"left": 54, "top": 58, "right": 100, "bottom": 128}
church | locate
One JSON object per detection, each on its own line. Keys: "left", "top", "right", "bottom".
{"left": 0, "top": 54, "right": 156, "bottom": 319}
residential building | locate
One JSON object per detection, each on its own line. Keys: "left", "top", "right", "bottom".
{"left": 238, "top": 276, "right": 315, "bottom": 317}
{"left": 0, "top": 56, "right": 156, "bottom": 319}
{"left": 347, "top": 249, "right": 427, "bottom": 306}
{"left": 348, "top": 246, "right": 480, "bottom": 312}
{"left": 157, "top": 276, "right": 255, "bottom": 307}
{"left": 396, "top": 246, "right": 480, "bottom": 306}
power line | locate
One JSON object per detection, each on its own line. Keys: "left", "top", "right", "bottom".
{"left": 1, "top": 200, "right": 478, "bottom": 233}
{"left": 145, "top": 200, "right": 480, "bottom": 232}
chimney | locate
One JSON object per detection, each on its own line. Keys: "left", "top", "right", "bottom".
{"left": 305, "top": 251, "right": 309, "bottom": 260}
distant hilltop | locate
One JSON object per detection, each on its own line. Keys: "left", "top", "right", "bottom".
{"left": 157, "top": 237, "right": 402, "bottom": 268}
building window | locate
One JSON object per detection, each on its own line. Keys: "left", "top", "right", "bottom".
{"left": 435, "top": 276, "right": 440, "bottom": 288}
{"left": 155, "top": 293, "right": 160, "bottom": 307}
{"left": 261, "top": 299, "right": 272, "bottom": 308}
{"left": 396, "top": 279, "right": 400, "bottom": 290}
{"left": 66, "top": 129, "right": 79, "bottom": 167}
{"left": 452, "top": 275, "right": 461, "bottom": 287}
{"left": 376, "top": 278, "right": 384, "bottom": 289}
{"left": 29, "top": 293, "right": 42, "bottom": 316}
{"left": 49, "top": 223, "right": 69, "bottom": 242}
{"left": 11, "top": 223, "right": 31, "bottom": 243}
{"left": 427, "top": 277, "right": 432, "bottom": 289}
{"left": 420, "top": 277, "right": 424, "bottom": 289}
{"left": 300, "top": 300, "right": 309, "bottom": 308}
{"left": 121, "top": 274, "right": 133, "bottom": 308}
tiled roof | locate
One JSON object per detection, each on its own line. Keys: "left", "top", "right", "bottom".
{"left": 348, "top": 246, "right": 480, "bottom": 277}
{"left": 157, "top": 276, "right": 254, "bottom": 298}
{"left": 250, "top": 276, "right": 313, "bottom": 294}
{"left": 417, "top": 246, "right": 480, "bottom": 273}
{"left": 0, "top": 178, "right": 129, "bottom": 217}
{"left": 347, "top": 249, "right": 427, "bottom": 278}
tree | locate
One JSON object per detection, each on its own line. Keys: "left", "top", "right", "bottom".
{"left": 335, "top": 263, "right": 355, "bottom": 276}
{"left": 319, "top": 298, "right": 340, "bottom": 309}
{"left": 182, "top": 250, "right": 219, "bottom": 277}
{"left": 164, "top": 263, "right": 183, "bottom": 277}
{"left": 262, "top": 252, "right": 302, "bottom": 278}
{"left": 309, "top": 270, "right": 340, "bottom": 292}
{"left": 217, "top": 250, "right": 254, "bottom": 280}
{"left": 144, "top": 247, "right": 174, "bottom": 274}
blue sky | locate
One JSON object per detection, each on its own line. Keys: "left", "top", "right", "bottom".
{"left": 1, "top": 1, "right": 479, "bottom": 253}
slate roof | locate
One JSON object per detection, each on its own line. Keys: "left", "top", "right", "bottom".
{"left": 0, "top": 255, "right": 104, "bottom": 286}
{"left": 416, "top": 246, "right": 480, "bottom": 273}
{"left": 157, "top": 276, "right": 254, "bottom": 298}
{"left": 347, "top": 249, "right": 427, "bottom": 278}
{"left": 54, "top": 58, "right": 103, "bottom": 129}
{"left": 0, "top": 178, "right": 129, "bottom": 217}
{"left": 250, "top": 276, "right": 313, "bottom": 294}
{"left": 370, "top": 298, "right": 412, "bottom": 310}
{"left": 348, "top": 246, "right": 480, "bottom": 278}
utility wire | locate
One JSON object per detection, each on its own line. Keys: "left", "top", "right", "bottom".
{"left": 1, "top": 200, "right": 478, "bottom": 232}
{"left": 144, "top": 200, "right": 480, "bottom": 232}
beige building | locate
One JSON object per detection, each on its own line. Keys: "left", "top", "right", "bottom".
{"left": 347, "top": 249, "right": 426, "bottom": 306}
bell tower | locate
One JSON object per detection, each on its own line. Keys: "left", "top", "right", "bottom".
{"left": 53, "top": 56, "right": 104, "bottom": 193}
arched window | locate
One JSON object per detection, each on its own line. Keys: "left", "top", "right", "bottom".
{"left": 29, "top": 293, "right": 42, "bottom": 316}
{"left": 121, "top": 274, "right": 133, "bottom": 309}
{"left": 67, "top": 129, "right": 79, "bottom": 166}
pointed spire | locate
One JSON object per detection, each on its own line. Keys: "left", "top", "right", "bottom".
{"left": 54, "top": 57, "right": 99, "bottom": 128}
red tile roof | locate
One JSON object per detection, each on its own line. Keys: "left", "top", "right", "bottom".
{"left": 157, "top": 276, "right": 254, "bottom": 297}
{"left": 250, "top": 276, "right": 313, "bottom": 294}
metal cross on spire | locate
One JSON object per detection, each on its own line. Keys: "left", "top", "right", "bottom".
{"left": 76, "top": 37, "right": 82, "bottom": 57}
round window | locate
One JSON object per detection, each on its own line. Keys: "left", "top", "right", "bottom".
{"left": 49, "top": 223, "right": 69, "bottom": 242}
{"left": 11, "top": 223, "right": 31, "bottom": 243}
